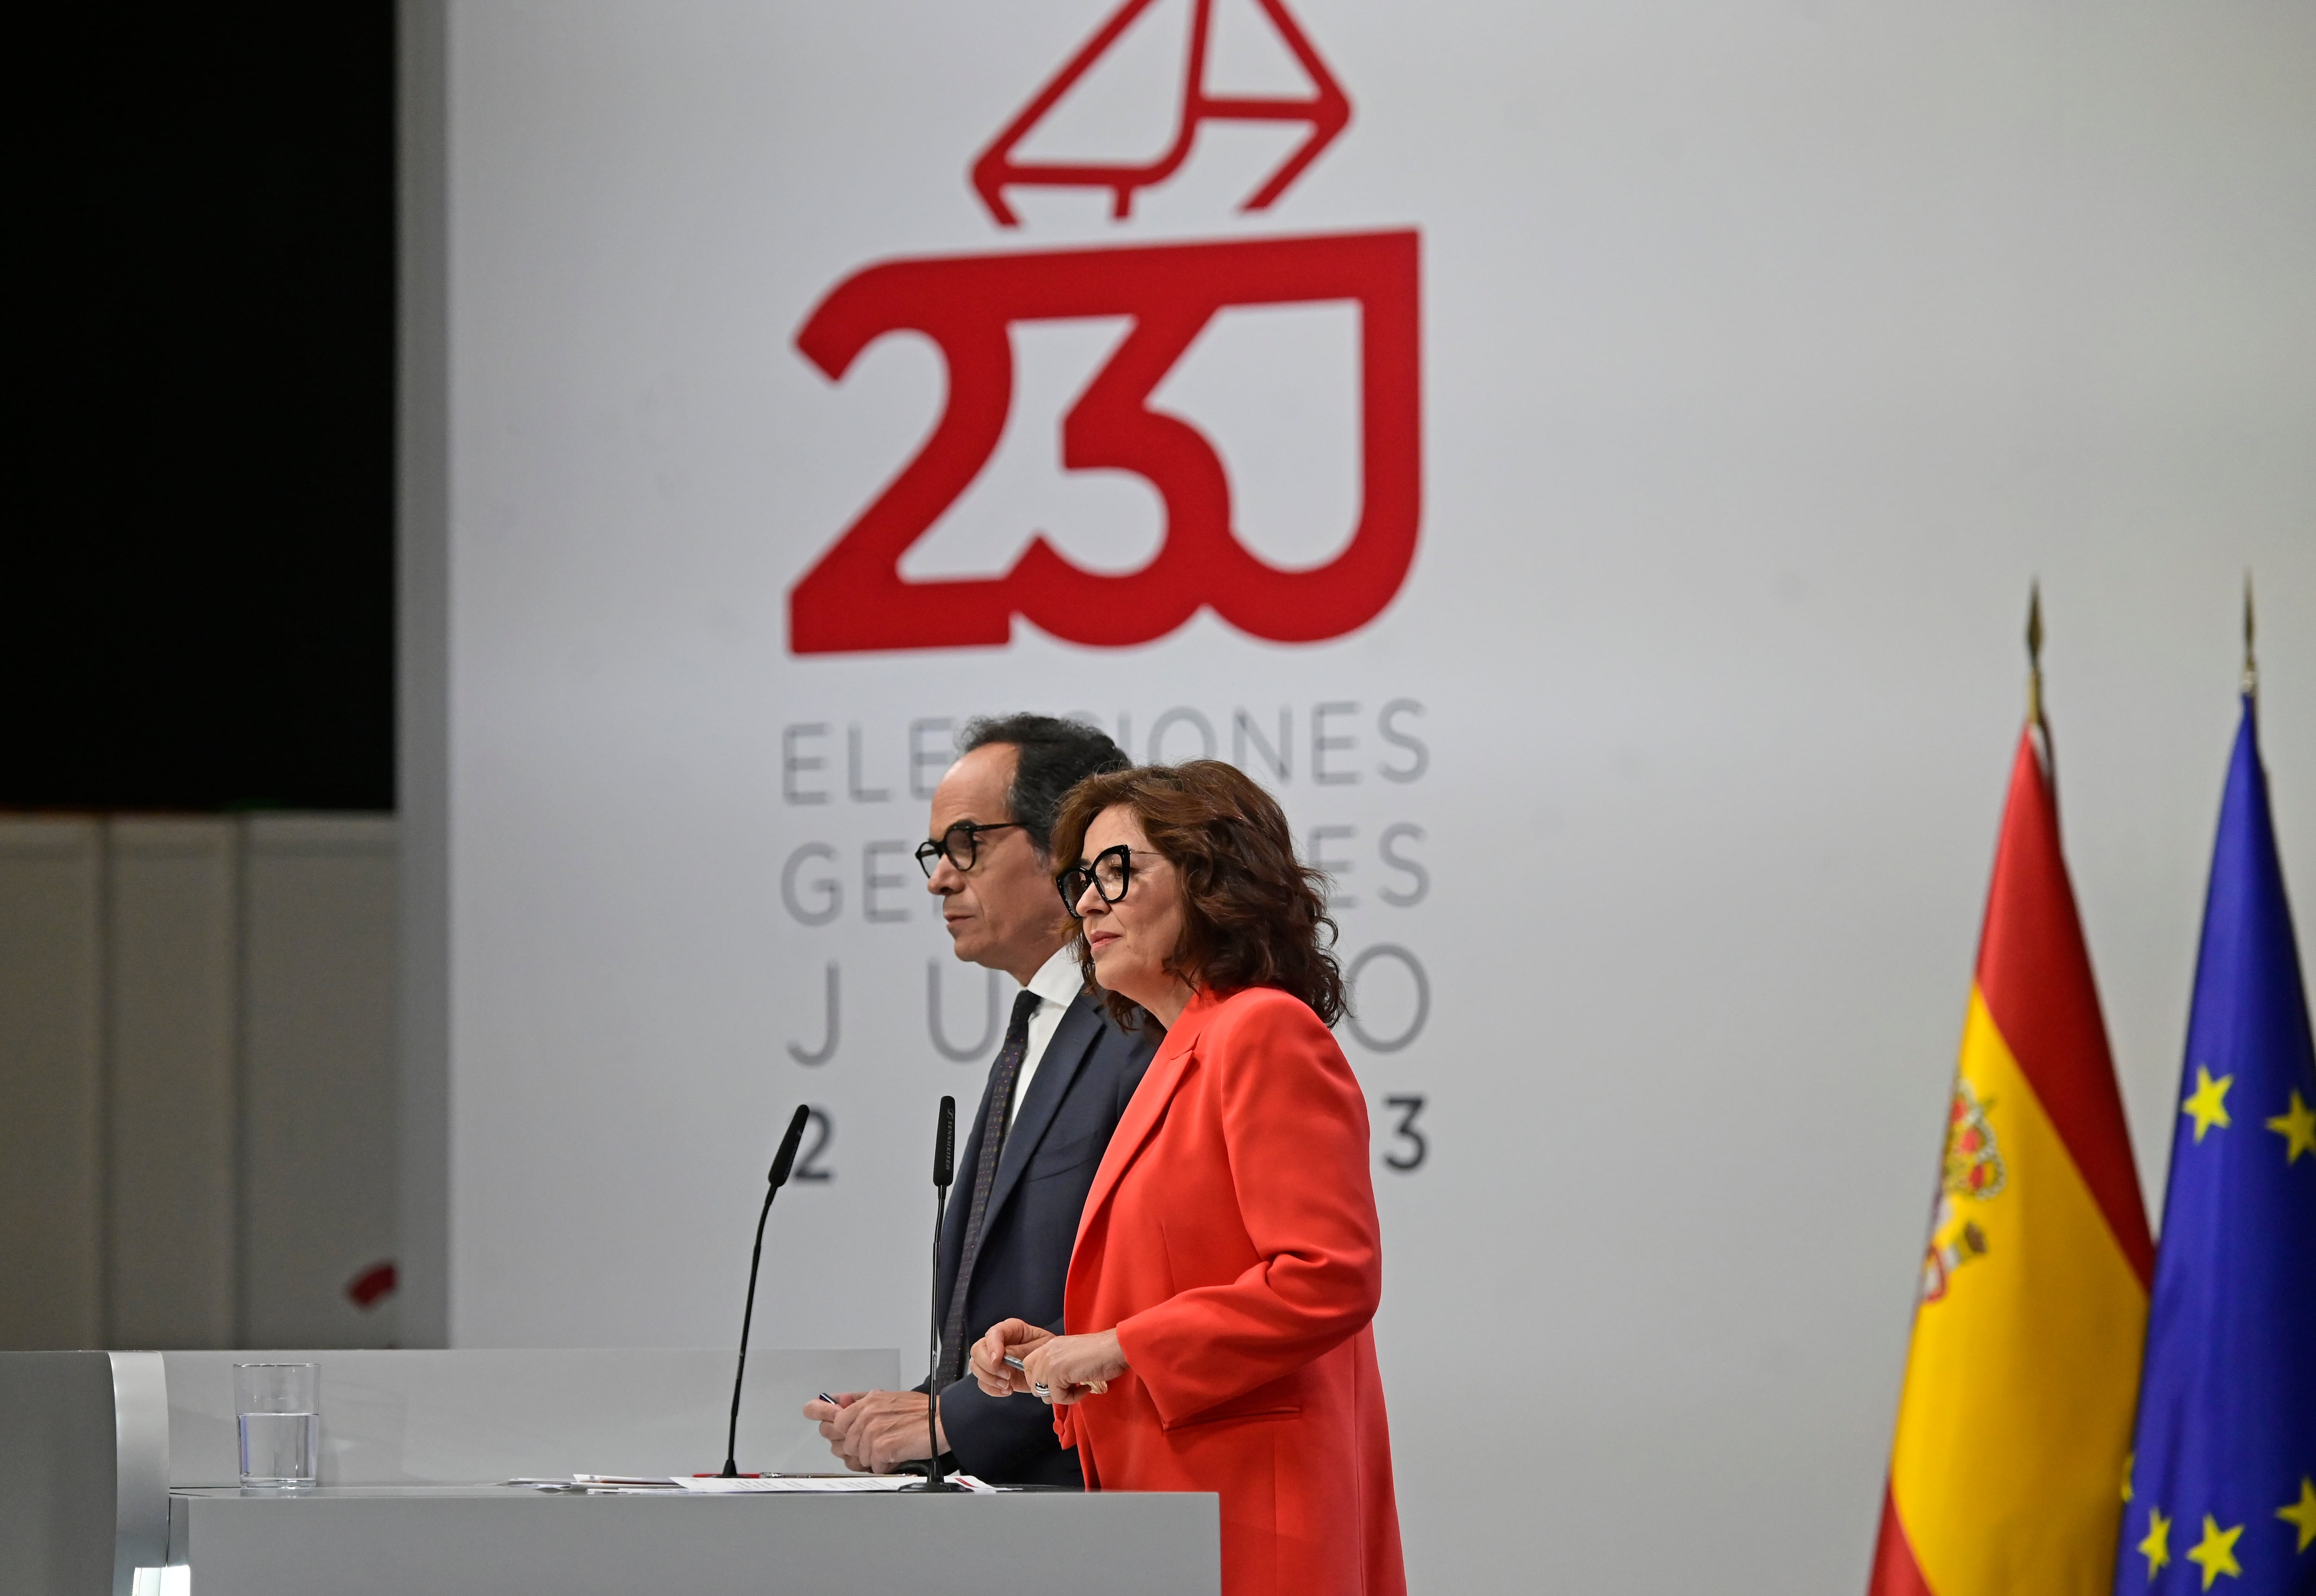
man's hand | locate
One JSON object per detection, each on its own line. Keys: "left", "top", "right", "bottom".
{"left": 800, "top": 1389, "right": 946, "bottom": 1474}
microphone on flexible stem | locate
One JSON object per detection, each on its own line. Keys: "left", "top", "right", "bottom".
{"left": 903, "top": 1095, "right": 961, "bottom": 1493}
{"left": 720, "top": 1103, "right": 811, "bottom": 1478}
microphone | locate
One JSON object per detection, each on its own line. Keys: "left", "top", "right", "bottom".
{"left": 720, "top": 1104, "right": 811, "bottom": 1478}
{"left": 904, "top": 1096, "right": 961, "bottom": 1492}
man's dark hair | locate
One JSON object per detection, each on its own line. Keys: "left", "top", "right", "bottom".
{"left": 958, "top": 714, "right": 1130, "bottom": 858}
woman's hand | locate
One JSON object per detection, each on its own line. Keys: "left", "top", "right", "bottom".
{"left": 1020, "top": 1328, "right": 1129, "bottom": 1406}
{"left": 969, "top": 1319, "right": 1054, "bottom": 1397}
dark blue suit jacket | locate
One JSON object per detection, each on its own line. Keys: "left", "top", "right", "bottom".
{"left": 932, "top": 987, "right": 1157, "bottom": 1486}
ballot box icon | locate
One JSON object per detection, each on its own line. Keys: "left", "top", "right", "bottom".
{"left": 972, "top": 0, "right": 1351, "bottom": 225}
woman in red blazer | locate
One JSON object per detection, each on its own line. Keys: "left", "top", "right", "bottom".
{"left": 971, "top": 760, "right": 1404, "bottom": 1596}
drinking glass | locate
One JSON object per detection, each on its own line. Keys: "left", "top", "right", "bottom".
{"left": 234, "top": 1363, "right": 320, "bottom": 1489}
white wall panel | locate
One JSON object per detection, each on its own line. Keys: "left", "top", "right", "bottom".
{"left": 103, "top": 818, "right": 239, "bottom": 1349}
{"left": 399, "top": 0, "right": 454, "bottom": 1351}
{"left": 241, "top": 816, "right": 400, "bottom": 1347}
{"left": 0, "top": 815, "right": 402, "bottom": 1353}
{"left": 0, "top": 819, "right": 104, "bottom": 1349}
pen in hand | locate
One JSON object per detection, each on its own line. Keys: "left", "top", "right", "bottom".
{"left": 1003, "top": 1351, "right": 1108, "bottom": 1398}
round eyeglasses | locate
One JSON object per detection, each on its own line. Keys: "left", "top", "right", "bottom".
{"left": 1057, "top": 844, "right": 1133, "bottom": 919}
{"left": 915, "top": 820, "right": 1027, "bottom": 877}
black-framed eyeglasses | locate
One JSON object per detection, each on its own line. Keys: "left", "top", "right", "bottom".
{"left": 915, "top": 820, "right": 1027, "bottom": 877}
{"left": 1058, "top": 844, "right": 1133, "bottom": 919}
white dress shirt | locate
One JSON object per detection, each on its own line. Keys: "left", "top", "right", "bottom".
{"left": 1009, "top": 943, "right": 1088, "bottom": 1129}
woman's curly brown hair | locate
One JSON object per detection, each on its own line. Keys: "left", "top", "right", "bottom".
{"left": 1051, "top": 760, "right": 1345, "bottom": 1029}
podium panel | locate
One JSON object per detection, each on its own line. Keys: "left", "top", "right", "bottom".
{"left": 168, "top": 1486, "right": 1221, "bottom": 1596}
{"left": 4, "top": 1349, "right": 1220, "bottom": 1595}
{"left": 10, "top": 1348, "right": 1002, "bottom": 1594}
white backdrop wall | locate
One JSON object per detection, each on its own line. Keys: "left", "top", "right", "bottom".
{"left": 417, "top": 3, "right": 2316, "bottom": 1590}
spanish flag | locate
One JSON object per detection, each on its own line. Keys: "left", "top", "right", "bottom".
{"left": 1869, "top": 706, "right": 2156, "bottom": 1595}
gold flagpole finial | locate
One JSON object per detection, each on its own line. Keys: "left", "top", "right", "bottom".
{"left": 2243, "top": 571, "right": 2258, "bottom": 699}
{"left": 2026, "top": 580, "right": 2045, "bottom": 726}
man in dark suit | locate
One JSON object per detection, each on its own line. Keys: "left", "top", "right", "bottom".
{"left": 804, "top": 714, "right": 1157, "bottom": 1485}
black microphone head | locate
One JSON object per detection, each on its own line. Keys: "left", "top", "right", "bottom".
{"left": 934, "top": 1096, "right": 956, "bottom": 1188}
{"left": 766, "top": 1104, "right": 811, "bottom": 1189}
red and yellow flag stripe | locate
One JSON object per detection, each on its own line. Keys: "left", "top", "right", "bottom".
{"left": 1870, "top": 730, "right": 2154, "bottom": 1596}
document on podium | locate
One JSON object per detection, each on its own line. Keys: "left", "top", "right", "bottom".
{"left": 681, "top": 1474, "right": 999, "bottom": 1493}
{"left": 504, "top": 1473, "right": 1001, "bottom": 1494}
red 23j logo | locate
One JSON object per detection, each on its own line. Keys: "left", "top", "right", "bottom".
{"left": 787, "top": 0, "right": 1420, "bottom": 655}
{"left": 789, "top": 232, "right": 1421, "bottom": 654}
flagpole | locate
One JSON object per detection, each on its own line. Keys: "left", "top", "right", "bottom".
{"left": 2026, "top": 579, "right": 2044, "bottom": 726}
{"left": 2026, "top": 580, "right": 2055, "bottom": 789}
{"left": 2243, "top": 571, "right": 2258, "bottom": 703}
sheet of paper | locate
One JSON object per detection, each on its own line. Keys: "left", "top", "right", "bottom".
{"left": 503, "top": 1472, "right": 1001, "bottom": 1494}
{"left": 503, "top": 1476, "right": 684, "bottom": 1493}
{"left": 679, "top": 1473, "right": 1000, "bottom": 1493}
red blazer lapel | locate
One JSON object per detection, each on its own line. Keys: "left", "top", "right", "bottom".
{"left": 1071, "top": 995, "right": 1217, "bottom": 1251}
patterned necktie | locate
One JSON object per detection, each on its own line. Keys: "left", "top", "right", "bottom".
{"left": 938, "top": 987, "right": 1043, "bottom": 1387}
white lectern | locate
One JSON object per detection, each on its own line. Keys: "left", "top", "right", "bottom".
{"left": 0, "top": 1350, "right": 1220, "bottom": 1596}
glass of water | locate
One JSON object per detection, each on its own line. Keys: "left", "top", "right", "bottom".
{"left": 233, "top": 1363, "right": 320, "bottom": 1489}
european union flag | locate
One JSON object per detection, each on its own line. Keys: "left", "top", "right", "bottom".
{"left": 2115, "top": 694, "right": 2316, "bottom": 1595}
